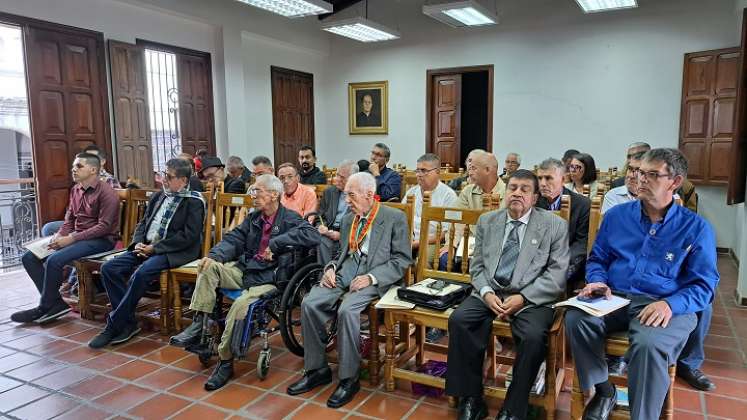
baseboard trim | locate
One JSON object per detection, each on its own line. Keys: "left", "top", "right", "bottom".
{"left": 734, "top": 289, "right": 747, "bottom": 307}
{"left": 716, "top": 247, "right": 731, "bottom": 254}
{"left": 729, "top": 249, "right": 740, "bottom": 267}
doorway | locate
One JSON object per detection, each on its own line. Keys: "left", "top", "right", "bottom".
{"left": 426, "top": 65, "right": 493, "bottom": 169}
{"left": 271, "top": 66, "right": 315, "bottom": 166}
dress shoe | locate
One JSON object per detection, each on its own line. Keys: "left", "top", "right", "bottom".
{"left": 170, "top": 314, "right": 203, "bottom": 347}
{"left": 495, "top": 408, "right": 521, "bottom": 420}
{"left": 287, "top": 366, "right": 332, "bottom": 395}
{"left": 110, "top": 323, "right": 141, "bottom": 345}
{"left": 327, "top": 378, "right": 360, "bottom": 408}
{"left": 10, "top": 307, "right": 44, "bottom": 323}
{"left": 582, "top": 385, "right": 616, "bottom": 420}
{"left": 36, "top": 302, "right": 71, "bottom": 324}
{"left": 458, "top": 396, "right": 487, "bottom": 420}
{"left": 677, "top": 367, "right": 716, "bottom": 392}
{"left": 204, "top": 359, "right": 233, "bottom": 391}
{"left": 88, "top": 324, "right": 117, "bottom": 349}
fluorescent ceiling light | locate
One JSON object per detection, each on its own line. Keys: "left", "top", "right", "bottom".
{"left": 575, "top": 0, "right": 637, "bottom": 13}
{"left": 321, "top": 17, "right": 400, "bottom": 42}
{"left": 235, "top": 0, "right": 333, "bottom": 18}
{"left": 423, "top": 1, "right": 498, "bottom": 27}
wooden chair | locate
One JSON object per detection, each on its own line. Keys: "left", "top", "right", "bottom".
{"left": 314, "top": 184, "right": 329, "bottom": 202}
{"left": 570, "top": 196, "right": 676, "bottom": 420}
{"left": 383, "top": 194, "right": 568, "bottom": 419}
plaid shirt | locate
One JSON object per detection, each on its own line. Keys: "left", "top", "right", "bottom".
{"left": 100, "top": 169, "right": 120, "bottom": 189}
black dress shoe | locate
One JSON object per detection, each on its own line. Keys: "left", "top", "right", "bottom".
{"left": 204, "top": 359, "right": 234, "bottom": 391}
{"left": 327, "top": 378, "right": 360, "bottom": 408}
{"left": 582, "top": 385, "right": 616, "bottom": 420}
{"left": 495, "top": 408, "right": 520, "bottom": 420}
{"left": 170, "top": 314, "right": 204, "bottom": 348}
{"left": 286, "top": 366, "right": 332, "bottom": 396}
{"left": 677, "top": 367, "right": 716, "bottom": 391}
{"left": 458, "top": 396, "right": 487, "bottom": 420}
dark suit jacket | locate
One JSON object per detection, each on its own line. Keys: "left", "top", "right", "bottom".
{"left": 208, "top": 206, "right": 321, "bottom": 288}
{"left": 129, "top": 191, "right": 206, "bottom": 268}
{"left": 319, "top": 185, "right": 344, "bottom": 228}
{"left": 189, "top": 176, "right": 204, "bottom": 192}
{"left": 536, "top": 187, "right": 590, "bottom": 289}
{"left": 356, "top": 111, "right": 381, "bottom": 127}
{"left": 224, "top": 177, "right": 246, "bottom": 194}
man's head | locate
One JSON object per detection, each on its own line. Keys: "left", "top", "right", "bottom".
{"left": 162, "top": 158, "right": 192, "bottom": 193}
{"left": 361, "top": 94, "right": 373, "bottom": 115}
{"left": 568, "top": 153, "right": 597, "bottom": 185}
{"left": 465, "top": 149, "right": 486, "bottom": 183}
{"left": 370, "top": 143, "right": 391, "bottom": 169}
{"left": 357, "top": 159, "right": 370, "bottom": 173}
{"left": 248, "top": 174, "right": 283, "bottom": 215}
{"left": 504, "top": 153, "right": 521, "bottom": 176}
{"left": 71, "top": 152, "right": 101, "bottom": 184}
{"left": 504, "top": 169, "right": 540, "bottom": 219}
{"left": 177, "top": 152, "right": 195, "bottom": 170}
{"left": 637, "top": 148, "right": 686, "bottom": 206}
{"left": 536, "top": 158, "right": 565, "bottom": 201}
{"left": 298, "top": 146, "right": 317, "bottom": 172}
{"left": 415, "top": 153, "right": 441, "bottom": 192}
{"left": 345, "top": 172, "right": 377, "bottom": 217}
{"left": 562, "top": 149, "right": 580, "bottom": 167}
{"left": 199, "top": 157, "right": 226, "bottom": 187}
{"left": 277, "top": 163, "right": 300, "bottom": 195}
{"left": 468, "top": 152, "right": 499, "bottom": 190}
{"left": 252, "top": 156, "right": 274, "bottom": 176}
{"left": 195, "top": 149, "right": 209, "bottom": 159}
{"left": 83, "top": 145, "right": 107, "bottom": 167}
{"left": 626, "top": 141, "right": 651, "bottom": 163}
{"left": 624, "top": 151, "right": 646, "bottom": 196}
{"left": 334, "top": 160, "right": 360, "bottom": 191}
{"left": 226, "top": 156, "right": 245, "bottom": 177}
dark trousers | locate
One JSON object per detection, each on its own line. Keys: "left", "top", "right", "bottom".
{"left": 678, "top": 303, "right": 712, "bottom": 371}
{"left": 22, "top": 238, "right": 113, "bottom": 311}
{"left": 100, "top": 251, "right": 170, "bottom": 332}
{"left": 445, "top": 295, "right": 555, "bottom": 419}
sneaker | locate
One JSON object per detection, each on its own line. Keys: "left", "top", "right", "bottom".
{"left": 36, "top": 302, "right": 71, "bottom": 324}
{"left": 10, "top": 307, "right": 44, "bottom": 323}
{"left": 89, "top": 325, "right": 117, "bottom": 349}
{"left": 110, "top": 323, "right": 141, "bottom": 345}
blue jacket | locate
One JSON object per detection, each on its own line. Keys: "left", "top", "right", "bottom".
{"left": 375, "top": 166, "right": 401, "bottom": 201}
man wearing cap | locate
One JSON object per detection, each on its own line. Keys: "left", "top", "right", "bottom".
{"left": 201, "top": 157, "right": 245, "bottom": 194}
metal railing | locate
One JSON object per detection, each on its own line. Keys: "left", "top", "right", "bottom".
{"left": 0, "top": 186, "right": 37, "bottom": 267}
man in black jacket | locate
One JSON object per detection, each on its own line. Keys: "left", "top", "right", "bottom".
{"left": 170, "top": 174, "right": 320, "bottom": 391}
{"left": 535, "top": 158, "right": 590, "bottom": 292}
{"left": 201, "top": 156, "right": 246, "bottom": 194}
{"left": 89, "top": 158, "right": 205, "bottom": 349}
{"left": 298, "top": 145, "right": 328, "bottom": 185}
{"left": 317, "top": 160, "right": 359, "bottom": 264}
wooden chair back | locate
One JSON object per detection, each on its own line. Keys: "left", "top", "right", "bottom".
{"left": 587, "top": 196, "right": 603, "bottom": 253}
{"left": 199, "top": 185, "right": 214, "bottom": 257}
{"left": 402, "top": 171, "right": 418, "bottom": 197}
{"left": 481, "top": 193, "right": 502, "bottom": 210}
{"left": 382, "top": 195, "right": 416, "bottom": 286}
{"left": 314, "top": 184, "right": 329, "bottom": 201}
{"left": 553, "top": 194, "right": 571, "bottom": 222}
{"left": 115, "top": 189, "right": 131, "bottom": 248}
{"left": 438, "top": 171, "right": 462, "bottom": 183}
{"left": 213, "top": 192, "right": 255, "bottom": 244}
{"left": 126, "top": 189, "right": 159, "bottom": 244}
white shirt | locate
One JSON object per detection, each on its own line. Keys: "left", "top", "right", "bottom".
{"left": 602, "top": 185, "right": 635, "bottom": 214}
{"left": 403, "top": 181, "right": 458, "bottom": 239}
{"left": 146, "top": 195, "right": 176, "bottom": 243}
{"left": 480, "top": 208, "right": 532, "bottom": 298}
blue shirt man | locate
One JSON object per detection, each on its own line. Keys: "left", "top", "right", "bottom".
{"left": 368, "top": 143, "right": 401, "bottom": 201}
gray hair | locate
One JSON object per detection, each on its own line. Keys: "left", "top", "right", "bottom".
{"left": 538, "top": 158, "right": 565, "bottom": 173}
{"left": 417, "top": 153, "right": 441, "bottom": 166}
{"left": 338, "top": 159, "right": 359, "bottom": 175}
{"left": 252, "top": 155, "right": 273, "bottom": 167}
{"left": 628, "top": 141, "right": 651, "bottom": 151}
{"left": 226, "top": 156, "right": 244, "bottom": 168}
{"left": 642, "top": 148, "right": 688, "bottom": 178}
{"left": 373, "top": 142, "right": 391, "bottom": 159}
{"left": 347, "top": 172, "right": 377, "bottom": 193}
{"left": 166, "top": 158, "right": 193, "bottom": 179}
{"left": 466, "top": 149, "right": 486, "bottom": 164}
{"left": 507, "top": 153, "right": 522, "bottom": 164}
{"left": 255, "top": 174, "right": 283, "bottom": 196}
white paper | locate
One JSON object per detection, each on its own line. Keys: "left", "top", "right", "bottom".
{"left": 181, "top": 259, "right": 201, "bottom": 268}
{"left": 22, "top": 236, "right": 54, "bottom": 259}
{"left": 375, "top": 287, "right": 415, "bottom": 310}
{"left": 553, "top": 295, "right": 630, "bottom": 317}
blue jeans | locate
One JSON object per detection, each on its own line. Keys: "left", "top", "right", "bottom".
{"left": 678, "top": 304, "right": 713, "bottom": 371}
{"left": 41, "top": 220, "right": 64, "bottom": 236}
{"left": 100, "top": 251, "right": 170, "bottom": 332}
{"left": 22, "top": 238, "right": 114, "bottom": 311}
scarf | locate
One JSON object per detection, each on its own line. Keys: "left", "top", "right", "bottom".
{"left": 154, "top": 186, "right": 205, "bottom": 242}
{"left": 348, "top": 201, "right": 380, "bottom": 253}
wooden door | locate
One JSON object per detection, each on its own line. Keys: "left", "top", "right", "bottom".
{"left": 679, "top": 47, "right": 739, "bottom": 186}
{"left": 730, "top": 8, "right": 747, "bottom": 204}
{"left": 271, "top": 66, "right": 314, "bottom": 165}
{"left": 178, "top": 53, "right": 215, "bottom": 157}
{"left": 429, "top": 74, "right": 462, "bottom": 168}
{"left": 109, "top": 40, "right": 153, "bottom": 186}
{"left": 24, "top": 23, "right": 111, "bottom": 224}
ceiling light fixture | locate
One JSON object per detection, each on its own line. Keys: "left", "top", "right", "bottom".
{"left": 321, "top": 16, "right": 400, "bottom": 42}
{"left": 423, "top": 0, "right": 498, "bottom": 27}
{"left": 234, "top": 0, "right": 333, "bottom": 18}
{"left": 574, "top": 0, "right": 637, "bottom": 13}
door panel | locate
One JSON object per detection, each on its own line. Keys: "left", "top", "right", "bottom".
{"left": 730, "top": 8, "right": 747, "bottom": 204}
{"left": 178, "top": 53, "right": 215, "bottom": 157}
{"left": 430, "top": 74, "right": 461, "bottom": 168}
{"left": 271, "top": 66, "right": 315, "bottom": 166}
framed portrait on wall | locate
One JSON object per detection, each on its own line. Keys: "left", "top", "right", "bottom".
{"left": 348, "top": 81, "right": 388, "bottom": 135}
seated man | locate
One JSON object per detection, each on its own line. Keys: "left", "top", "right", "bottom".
{"left": 252, "top": 155, "right": 274, "bottom": 177}
{"left": 447, "top": 149, "right": 486, "bottom": 191}
{"left": 610, "top": 141, "right": 651, "bottom": 189}
{"left": 317, "top": 160, "right": 359, "bottom": 264}
{"left": 169, "top": 174, "right": 320, "bottom": 391}
{"left": 201, "top": 157, "right": 245, "bottom": 194}
{"left": 12, "top": 153, "right": 119, "bottom": 324}
{"left": 278, "top": 162, "right": 318, "bottom": 217}
{"left": 89, "top": 158, "right": 205, "bottom": 348}
{"left": 602, "top": 151, "right": 644, "bottom": 214}
{"left": 501, "top": 152, "right": 521, "bottom": 183}
{"left": 446, "top": 170, "right": 569, "bottom": 420}
{"left": 298, "top": 145, "right": 328, "bottom": 185}
{"left": 177, "top": 152, "right": 204, "bottom": 192}
{"left": 565, "top": 148, "right": 719, "bottom": 420}
{"left": 368, "top": 142, "right": 401, "bottom": 201}
{"left": 226, "top": 156, "right": 252, "bottom": 184}
{"left": 458, "top": 152, "right": 507, "bottom": 211}
{"left": 536, "top": 158, "right": 590, "bottom": 292}
{"left": 286, "top": 172, "right": 412, "bottom": 408}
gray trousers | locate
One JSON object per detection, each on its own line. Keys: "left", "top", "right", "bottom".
{"left": 317, "top": 235, "right": 340, "bottom": 266}
{"left": 566, "top": 295, "right": 697, "bottom": 420}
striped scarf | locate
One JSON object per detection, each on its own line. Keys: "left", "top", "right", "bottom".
{"left": 154, "top": 187, "right": 205, "bottom": 242}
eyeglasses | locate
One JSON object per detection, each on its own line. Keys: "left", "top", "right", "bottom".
{"left": 626, "top": 166, "right": 641, "bottom": 174}
{"left": 568, "top": 164, "right": 584, "bottom": 172}
{"left": 159, "top": 172, "right": 180, "bottom": 182}
{"left": 414, "top": 168, "right": 438, "bottom": 175}
{"left": 278, "top": 175, "right": 297, "bottom": 182}
{"left": 638, "top": 170, "right": 673, "bottom": 182}
{"left": 248, "top": 188, "right": 266, "bottom": 197}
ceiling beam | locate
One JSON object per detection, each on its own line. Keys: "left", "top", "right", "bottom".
{"left": 318, "top": 0, "right": 364, "bottom": 20}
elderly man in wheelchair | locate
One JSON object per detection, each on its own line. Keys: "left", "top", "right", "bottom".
{"left": 169, "top": 174, "right": 320, "bottom": 391}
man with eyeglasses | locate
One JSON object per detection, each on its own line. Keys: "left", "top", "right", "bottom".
{"left": 368, "top": 142, "right": 401, "bottom": 201}
{"left": 200, "top": 157, "right": 245, "bottom": 194}
{"left": 601, "top": 151, "right": 645, "bottom": 214}
{"left": 169, "top": 174, "right": 320, "bottom": 391}
{"left": 501, "top": 152, "right": 521, "bottom": 183}
{"left": 277, "top": 162, "right": 318, "bottom": 218}
{"left": 566, "top": 148, "right": 719, "bottom": 420}
{"left": 317, "top": 160, "right": 359, "bottom": 264}
{"left": 89, "top": 158, "right": 205, "bottom": 348}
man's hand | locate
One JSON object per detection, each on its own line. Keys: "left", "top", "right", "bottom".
{"left": 327, "top": 231, "right": 341, "bottom": 241}
{"left": 198, "top": 257, "right": 216, "bottom": 273}
{"left": 484, "top": 292, "right": 503, "bottom": 315}
{"left": 48, "top": 235, "right": 75, "bottom": 250}
{"left": 350, "top": 275, "right": 372, "bottom": 292}
{"left": 369, "top": 161, "right": 380, "bottom": 177}
{"left": 318, "top": 225, "right": 329, "bottom": 235}
{"left": 260, "top": 248, "right": 273, "bottom": 261}
{"left": 578, "top": 282, "right": 612, "bottom": 300}
{"left": 638, "top": 301, "right": 673, "bottom": 328}
{"left": 321, "top": 268, "right": 336, "bottom": 288}
{"left": 499, "top": 294, "right": 525, "bottom": 321}
{"left": 134, "top": 243, "right": 154, "bottom": 258}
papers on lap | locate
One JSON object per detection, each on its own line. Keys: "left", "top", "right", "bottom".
{"left": 553, "top": 295, "right": 630, "bottom": 317}
{"left": 375, "top": 286, "right": 415, "bottom": 310}
{"left": 181, "top": 259, "right": 200, "bottom": 268}
{"left": 22, "top": 236, "right": 54, "bottom": 259}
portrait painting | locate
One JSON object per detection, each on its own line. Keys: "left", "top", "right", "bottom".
{"left": 348, "top": 81, "right": 388, "bottom": 135}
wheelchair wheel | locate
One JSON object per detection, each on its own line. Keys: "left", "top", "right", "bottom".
{"left": 257, "top": 349, "right": 271, "bottom": 380}
{"left": 279, "top": 262, "right": 329, "bottom": 357}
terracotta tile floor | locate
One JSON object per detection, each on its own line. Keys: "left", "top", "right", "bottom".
{"left": 0, "top": 256, "right": 744, "bottom": 419}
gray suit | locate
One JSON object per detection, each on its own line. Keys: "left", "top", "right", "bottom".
{"left": 301, "top": 205, "right": 412, "bottom": 379}
{"left": 446, "top": 207, "right": 569, "bottom": 418}
{"left": 317, "top": 185, "right": 344, "bottom": 264}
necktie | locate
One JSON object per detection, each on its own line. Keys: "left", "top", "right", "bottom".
{"left": 494, "top": 220, "right": 523, "bottom": 288}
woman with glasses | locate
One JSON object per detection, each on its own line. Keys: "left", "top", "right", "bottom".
{"left": 564, "top": 152, "right": 599, "bottom": 198}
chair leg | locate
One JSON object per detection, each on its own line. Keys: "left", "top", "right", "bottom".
{"left": 661, "top": 365, "right": 676, "bottom": 420}
{"left": 415, "top": 325, "right": 425, "bottom": 366}
{"left": 384, "top": 310, "right": 397, "bottom": 392}
{"left": 77, "top": 265, "right": 93, "bottom": 320}
{"left": 172, "top": 275, "right": 183, "bottom": 332}
{"left": 487, "top": 337, "right": 497, "bottom": 379}
{"left": 570, "top": 369, "right": 584, "bottom": 420}
{"left": 159, "top": 271, "right": 170, "bottom": 335}
{"left": 368, "top": 305, "right": 380, "bottom": 386}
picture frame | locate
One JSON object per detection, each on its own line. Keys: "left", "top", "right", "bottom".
{"left": 348, "top": 81, "right": 388, "bottom": 135}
